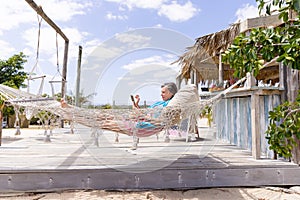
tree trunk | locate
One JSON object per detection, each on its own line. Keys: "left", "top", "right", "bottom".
{"left": 20, "top": 114, "right": 29, "bottom": 128}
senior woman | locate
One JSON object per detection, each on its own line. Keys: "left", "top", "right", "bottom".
{"left": 133, "top": 82, "right": 178, "bottom": 109}
{"left": 60, "top": 82, "right": 178, "bottom": 148}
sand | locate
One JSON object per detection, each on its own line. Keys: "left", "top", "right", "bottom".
{"left": 0, "top": 186, "right": 300, "bottom": 200}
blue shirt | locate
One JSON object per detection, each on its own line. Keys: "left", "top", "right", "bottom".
{"left": 136, "top": 99, "right": 171, "bottom": 129}
{"left": 149, "top": 99, "right": 171, "bottom": 108}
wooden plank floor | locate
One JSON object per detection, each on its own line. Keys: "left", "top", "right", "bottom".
{"left": 0, "top": 125, "right": 299, "bottom": 192}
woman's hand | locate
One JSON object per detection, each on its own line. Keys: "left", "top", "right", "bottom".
{"left": 60, "top": 99, "right": 70, "bottom": 108}
{"left": 132, "top": 94, "right": 140, "bottom": 109}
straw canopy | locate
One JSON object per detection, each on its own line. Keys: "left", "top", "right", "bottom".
{"left": 175, "top": 23, "right": 240, "bottom": 81}
{"left": 175, "top": 12, "right": 297, "bottom": 82}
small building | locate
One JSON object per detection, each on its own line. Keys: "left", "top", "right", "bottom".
{"left": 175, "top": 13, "right": 300, "bottom": 160}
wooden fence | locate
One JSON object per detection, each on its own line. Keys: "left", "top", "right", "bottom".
{"left": 213, "top": 87, "right": 282, "bottom": 159}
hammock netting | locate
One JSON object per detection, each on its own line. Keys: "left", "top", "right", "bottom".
{"left": 0, "top": 77, "right": 246, "bottom": 147}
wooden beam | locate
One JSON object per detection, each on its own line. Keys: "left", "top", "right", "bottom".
{"left": 25, "top": 0, "right": 69, "bottom": 98}
{"left": 25, "top": 0, "right": 68, "bottom": 41}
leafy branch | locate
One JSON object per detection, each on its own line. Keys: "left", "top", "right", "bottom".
{"left": 266, "top": 92, "right": 300, "bottom": 158}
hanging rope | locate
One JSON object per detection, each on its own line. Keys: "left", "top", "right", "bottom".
{"left": 52, "top": 32, "right": 63, "bottom": 79}
{"left": 56, "top": 32, "right": 60, "bottom": 74}
{"left": 30, "top": 14, "right": 43, "bottom": 78}
{"left": 37, "top": 75, "right": 45, "bottom": 96}
{"left": 27, "top": 14, "right": 46, "bottom": 96}
{"left": 49, "top": 32, "right": 65, "bottom": 98}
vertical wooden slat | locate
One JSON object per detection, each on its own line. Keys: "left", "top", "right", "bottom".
{"left": 218, "top": 99, "right": 224, "bottom": 140}
{"left": 219, "top": 54, "right": 223, "bottom": 84}
{"left": 233, "top": 98, "right": 237, "bottom": 145}
{"left": 266, "top": 95, "right": 275, "bottom": 158}
{"left": 247, "top": 97, "right": 252, "bottom": 150}
{"left": 279, "top": 63, "right": 287, "bottom": 101}
{"left": 229, "top": 99, "right": 234, "bottom": 143}
{"left": 236, "top": 98, "right": 241, "bottom": 147}
{"left": 288, "top": 68, "right": 300, "bottom": 164}
{"left": 251, "top": 93, "right": 261, "bottom": 159}
{"left": 260, "top": 96, "right": 266, "bottom": 157}
{"left": 239, "top": 98, "right": 246, "bottom": 149}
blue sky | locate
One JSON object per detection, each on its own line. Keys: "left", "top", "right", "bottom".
{"left": 0, "top": 0, "right": 259, "bottom": 105}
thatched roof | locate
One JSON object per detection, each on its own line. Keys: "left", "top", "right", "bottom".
{"left": 175, "top": 13, "right": 298, "bottom": 82}
{"left": 175, "top": 23, "right": 240, "bottom": 80}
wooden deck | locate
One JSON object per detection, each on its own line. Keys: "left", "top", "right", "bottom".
{"left": 0, "top": 125, "right": 299, "bottom": 192}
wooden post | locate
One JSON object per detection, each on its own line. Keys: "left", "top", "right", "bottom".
{"left": 287, "top": 67, "right": 300, "bottom": 164}
{"left": 245, "top": 72, "right": 256, "bottom": 88}
{"left": 176, "top": 76, "right": 182, "bottom": 90}
{"left": 25, "top": 0, "right": 69, "bottom": 98}
{"left": 75, "top": 46, "right": 82, "bottom": 107}
{"left": 279, "top": 62, "right": 288, "bottom": 101}
{"left": 190, "top": 69, "right": 195, "bottom": 84}
{"left": 287, "top": 68, "right": 299, "bottom": 101}
{"left": 251, "top": 92, "right": 261, "bottom": 159}
{"left": 218, "top": 54, "right": 223, "bottom": 84}
{"left": 61, "top": 40, "right": 69, "bottom": 98}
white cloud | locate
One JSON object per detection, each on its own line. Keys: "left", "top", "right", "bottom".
{"left": 22, "top": 25, "right": 94, "bottom": 77}
{"left": 81, "top": 39, "right": 102, "bottom": 60}
{"left": 105, "top": 0, "right": 198, "bottom": 22}
{"left": 106, "top": 0, "right": 166, "bottom": 10}
{"left": 0, "top": 0, "right": 93, "bottom": 33}
{"left": 106, "top": 12, "right": 128, "bottom": 20}
{"left": 122, "top": 55, "right": 177, "bottom": 70}
{"left": 124, "top": 0, "right": 166, "bottom": 10}
{"left": 0, "top": 40, "right": 16, "bottom": 59}
{"left": 235, "top": 4, "right": 259, "bottom": 22}
{"left": 0, "top": 0, "right": 35, "bottom": 31}
{"left": 115, "top": 32, "right": 151, "bottom": 49}
{"left": 23, "top": 27, "right": 57, "bottom": 56}
{"left": 158, "top": 1, "right": 199, "bottom": 22}
{"left": 22, "top": 47, "right": 34, "bottom": 58}
{"left": 116, "top": 33, "right": 150, "bottom": 43}
{"left": 33, "top": 0, "right": 93, "bottom": 22}
{"left": 86, "top": 45, "right": 123, "bottom": 65}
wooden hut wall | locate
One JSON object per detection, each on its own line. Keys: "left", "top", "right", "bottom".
{"left": 213, "top": 91, "right": 281, "bottom": 158}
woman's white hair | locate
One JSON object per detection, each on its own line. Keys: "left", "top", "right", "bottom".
{"left": 161, "top": 82, "right": 177, "bottom": 95}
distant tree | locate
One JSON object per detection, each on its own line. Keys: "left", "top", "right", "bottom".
{"left": 0, "top": 52, "right": 28, "bottom": 88}
{"left": 55, "top": 90, "right": 96, "bottom": 107}
{"left": 0, "top": 52, "right": 28, "bottom": 145}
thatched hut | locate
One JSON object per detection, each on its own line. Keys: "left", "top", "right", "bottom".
{"left": 175, "top": 13, "right": 300, "bottom": 161}
{"left": 175, "top": 13, "right": 291, "bottom": 89}
{"left": 175, "top": 23, "right": 239, "bottom": 84}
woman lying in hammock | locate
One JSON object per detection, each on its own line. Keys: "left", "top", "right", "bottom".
{"left": 60, "top": 82, "right": 179, "bottom": 138}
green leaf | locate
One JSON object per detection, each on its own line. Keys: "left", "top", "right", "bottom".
{"left": 266, "top": 4, "right": 271, "bottom": 15}
{"left": 286, "top": 56, "right": 295, "bottom": 61}
{"left": 294, "top": 0, "right": 300, "bottom": 12}
{"left": 296, "top": 132, "right": 300, "bottom": 140}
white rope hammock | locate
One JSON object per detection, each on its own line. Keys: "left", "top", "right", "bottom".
{"left": 0, "top": 77, "right": 246, "bottom": 147}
